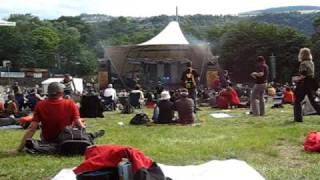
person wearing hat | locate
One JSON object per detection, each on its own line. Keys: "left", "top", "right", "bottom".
{"left": 153, "top": 91, "right": 175, "bottom": 124}
{"left": 9, "top": 82, "right": 86, "bottom": 155}
{"left": 174, "top": 88, "right": 196, "bottom": 124}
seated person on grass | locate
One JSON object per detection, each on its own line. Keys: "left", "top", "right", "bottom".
{"left": 8, "top": 82, "right": 103, "bottom": 155}
{"left": 226, "top": 83, "right": 241, "bottom": 108}
{"left": 283, "top": 87, "right": 295, "bottom": 104}
{"left": 174, "top": 88, "right": 196, "bottom": 125}
{"left": 217, "top": 83, "right": 240, "bottom": 109}
{"left": 129, "top": 84, "right": 145, "bottom": 107}
{"left": 145, "top": 91, "right": 156, "bottom": 108}
{"left": 1, "top": 94, "right": 19, "bottom": 117}
{"left": 153, "top": 91, "right": 175, "bottom": 124}
{"left": 0, "top": 100, "right": 4, "bottom": 113}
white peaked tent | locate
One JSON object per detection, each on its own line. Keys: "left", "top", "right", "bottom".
{"left": 139, "top": 21, "right": 189, "bottom": 45}
{"left": 105, "top": 20, "right": 221, "bottom": 87}
{"left": 0, "top": 20, "right": 16, "bottom": 26}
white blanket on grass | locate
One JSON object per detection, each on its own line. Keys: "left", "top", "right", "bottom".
{"left": 0, "top": 125, "right": 21, "bottom": 129}
{"left": 210, "top": 112, "right": 234, "bottom": 118}
{"left": 52, "top": 159, "right": 264, "bottom": 180}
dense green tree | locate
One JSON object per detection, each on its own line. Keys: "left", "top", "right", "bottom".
{"left": 1, "top": 13, "right": 320, "bottom": 78}
{"left": 77, "top": 47, "right": 97, "bottom": 75}
{"left": 31, "top": 27, "right": 60, "bottom": 68}
{"left": 207, "top": 21, "right": 310, "bottom": 83}
{"left": 311, "top": 17, "right": 320, "bottom": 78}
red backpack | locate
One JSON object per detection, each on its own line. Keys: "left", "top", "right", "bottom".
{"left": 304, "top": 132, "right": 320, "bottom": 152}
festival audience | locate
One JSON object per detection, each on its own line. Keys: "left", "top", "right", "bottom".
{"left": 282, "top": 87, "right": 294, "bottom": 104}
{"left": 4, "top": 94, "right": 19, "bottom": 116}
{"left": 226, "top": 84, "right": 241, "bottom": 107}
{"left": 0, "top": 100, "right": 4, "bottom": 113}
{"left": 9, "top": 82, "right": 86, "bottom": 155}
{"left": 26, "top": 88, "right": 44, "bottom": 111}
{"left": 293, "top": 48, "right": 320, "bottom": 122}
{"left": 145, "top": 92, "right": 156, "bottom": 108}
{"left": 181, "top": 62, "right": 199, "bottom": 111}
{"left": 130, "top": 84, "right": 145, "bottom": 106}
{"left": 216, "top": 84, "right": 240, "bottom": 109}
{"left": 62, "top": 74, "right": 76, "bottom": 97}
{"left": 103, "top": 84, "right": 117, "bottom": 110}
{"left": 103, "top": 84, "right": 117, "bottom": 101}
{"left": 153, "top": 91, "right": 175, "bottom": 124}
{"left": 11, "top": 82, "right": 24, "bottom": 111}
{"left": 250, "top": 56, "right": 269, "bottom": 116}
{"left": 174, "top": 88, "right": 195, "bottom": 124}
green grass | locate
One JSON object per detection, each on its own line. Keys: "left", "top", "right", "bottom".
{"left": 1, "top": 104, "right": 320, "bottom": 180}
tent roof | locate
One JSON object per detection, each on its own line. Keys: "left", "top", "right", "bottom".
{"left": 0, "top": 20, "right": 16, "bottom": 26}
{"left": 139, "top": 21, "right": 189, "bottom": 46}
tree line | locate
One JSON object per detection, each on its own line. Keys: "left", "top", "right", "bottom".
{"left": 0, "top": 13, "right": 319, "bottom": 83}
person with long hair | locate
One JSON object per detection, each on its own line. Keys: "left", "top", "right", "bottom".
{"left": 293, "top": 48, "right": 320, "bottom": 122}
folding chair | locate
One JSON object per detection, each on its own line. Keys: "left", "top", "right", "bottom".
{"left": 129, "top": 92, "right": 141, "bottom": 109}
{"left": 102, "top": 96, "right": 115, "bottom": 111}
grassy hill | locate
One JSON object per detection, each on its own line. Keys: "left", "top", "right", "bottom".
{"left": 1, "top": 105, "right": 320, "bottom": 179}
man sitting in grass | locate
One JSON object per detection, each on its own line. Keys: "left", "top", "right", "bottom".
{"left": 174, "top": 88, "right": 196, "bottom": 124}
{"left": 8, "top": 82, "right": 87, "bottom": 155}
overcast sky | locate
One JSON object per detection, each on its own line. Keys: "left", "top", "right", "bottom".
{"left": 0, "top": 0, "right": 319, "bottom": 19}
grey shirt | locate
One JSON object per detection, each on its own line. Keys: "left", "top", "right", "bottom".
{"left": 299, "top": 60, "right": 314, "bottom": 77}
{"left": 174, "top": 97, "right": 195, "bottom": 124}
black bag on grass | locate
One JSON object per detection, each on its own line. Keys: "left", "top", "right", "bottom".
{"left": 130, "top": 113, "right": 150, "bottom": 125}
{"left": 57, "top": 127, "right": 94, "bottom": 155}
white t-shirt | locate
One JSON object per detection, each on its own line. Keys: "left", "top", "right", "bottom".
{"left": 104, "top": 88, "right": 117, "bottom": 100}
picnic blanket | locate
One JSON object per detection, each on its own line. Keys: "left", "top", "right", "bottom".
{"left": 52, "top": 159, "right": 265, "bottom": 180}
{"left": 210, "top": 112, "right": 234, "bottom": 118}
{"left": 0, "top": 125, "right": 21, "bottom": 129}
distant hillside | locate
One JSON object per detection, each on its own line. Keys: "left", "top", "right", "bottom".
{"left": 240, "top": 6, "right": 320, "bottom": 16}
{"left": 80, "top": 13, "right": 115, "bottom": 22}
{"left": 249, "top": 12, "right": 320, "bottom": 35}
{"left": 80, "top": 8, "right": 319, "bottom": 37}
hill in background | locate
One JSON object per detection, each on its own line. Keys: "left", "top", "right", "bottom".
{"left": 239, "top": 6, "right": 320, "bottom": 16}
{"left": 81, "top": 6, "right": 320, "bottom": 36}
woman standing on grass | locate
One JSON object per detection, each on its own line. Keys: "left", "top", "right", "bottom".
{"left": 293, "top": 47, "right": 320, "bottom": 122}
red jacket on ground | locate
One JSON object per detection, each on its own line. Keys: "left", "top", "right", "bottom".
{"left": 304, "top": 132, "right": 320, "bottom": 152}
{"left": 73, "top": 145, "right": 153, "bottom": 175}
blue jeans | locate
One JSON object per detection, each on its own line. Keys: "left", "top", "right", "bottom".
{"left": 152, "top": 106, "right": 159, "bottom": 121}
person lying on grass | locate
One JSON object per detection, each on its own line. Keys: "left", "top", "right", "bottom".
{"left": 8, "top": 82, "right": 86, "bottom": 155}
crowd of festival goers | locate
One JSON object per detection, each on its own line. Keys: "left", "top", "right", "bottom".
{"left": 2, "top": 47, "right": 319, "bottom": 155}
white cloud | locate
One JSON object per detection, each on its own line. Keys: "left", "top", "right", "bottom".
{"left": 0, "top": 0, "right": 319, "bottom": 19}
